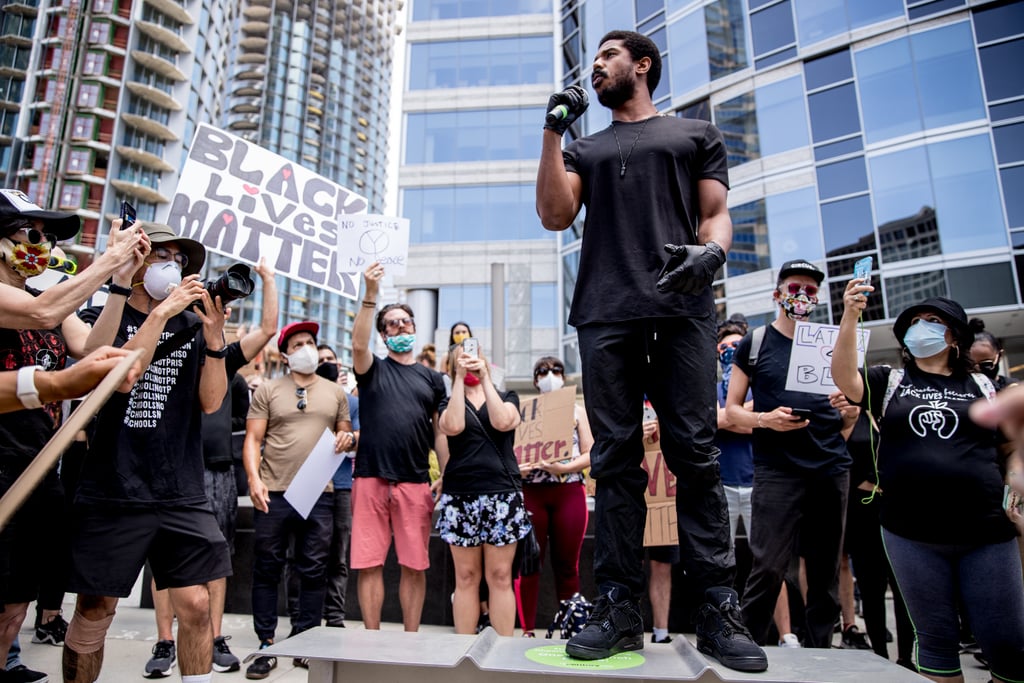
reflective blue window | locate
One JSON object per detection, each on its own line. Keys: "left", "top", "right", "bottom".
{"left": 804, "top": 49, "right": 852, "bottom": 90}
{"left": 706, "top": 0, "right": 748, "bottom": 80}
{"left": 795, "top": 0, "right": 903, "bottom": 47}
{"left": 868, "top": 146, "right": 939, "bottom": 262}
{"left": 817, "top": 156, "right": 868, "bottom": 200}
{"left": 756, "top": 46, "right": 797, "bottom": 68}
{"left": 408, "top": 37, "right": 554, "bottom": 89}
{"left": 714, "top": 92, "right": 759, "bottom": 166}
{"left": 727, "top": 198, "right": 770, "bottom": 276}
{"left": 912, "top": 23, "right": 985, "bottom": 130}
{"left": 403, "top": 184, "right": 547, "bottom": 243}
{"left": 979, "top": 39, "right": 1024, "bottom": 103}
{"left": 814, "top": 136, "right": 863, "bottom": 161}
{"left": 413, "top": 0, "right": 550, "bottom": 20}
{"left": 994, "top": 123, "right": 1024, "bottom": 165}
{"left": 929, "top": 135, "right": 1007, "bottom": 253}
{"left": 847, "top": 0, "right": 904, "bottom": 29}
{"left": 907, "top": 0, "right": 964, "bottom": 21}
{"left": 404, "top": 109, "right": 542, "bottom": 164}
{"left": 750, "top": 1, "right": 795, "bottom": 57}
{"left": 807, "top": 83, "right": 860, "bottom": 143}
{"left": 856, "top": 37, "right": 919, "bottom": 143}
{"left": 822, "top": 195, "right": 875, "bottom": 255}
{"left": 973, "top": 0, "right": 1024, "bottom": 43}
{"left": 1004, "top": 166, "right": 1024, "bottom": 228}
{"left": 439, "top": 285, "right": 491, "bottom": 327}
{"left": 755, "top": 76, "right": 809, "bottom": 156}
{"left": 948, "top": 262, "right": 1017, "bottom": 309}
{"left": 767, "top": 187, "right": 823, "bottom": 264}
{"left": 636, "top": 0, "right": 663, "bottom": 21}
{"left": 667, "top": 9, "right": 708, "bottom": 94}
{"left": 991, "top": 100, "right": 1024, "bottom": 123}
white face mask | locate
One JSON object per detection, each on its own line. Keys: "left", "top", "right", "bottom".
{"left": 286, "top": 344, "right": 319, "bottom": 375}
{"left": 537, "top": 373, "right": 564, "bottom": 394}
{"left": 143, "top": 261, "right": 182, "bottom": 300}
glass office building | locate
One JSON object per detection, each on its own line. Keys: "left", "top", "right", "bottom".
{"left": 397, "top": 0, "right": 562, "bottom": 380}
{"left": 555, "top": 0, "right": 1024, "bottom": 367}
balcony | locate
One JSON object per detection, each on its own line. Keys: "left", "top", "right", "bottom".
{"left": 124, "top": 81, "right": 182, "bottom": 111}
{"left": 116, "top": 144, "right": 173, "bottom": 172}
{"left": 134, "top": 21, "right": 190, "bottom": 53}
{"left": 229, "top": 95, "right": 260, "bottom": 113}
{"left": 109, "top": 178, "right": 167, "bottom": 204}
{"left": 0, "top": 0, "right": 38, "bottom": 16}
{"left": 143, "top": 0, "right": 194, "bottom": 26}
{"left": 239, "top": 36, "right": 267, "bottom": 51}
{"left": 131, "top": 50, "right": 186, "bottom": 81}
{"left": 241, "top": 20, "right": 268, "bottom": 36}
{"left": 242, "top": 5, "right": 270, "bottom": 20}
{"left": 120, "top": 112, "right": 178, "bottom": 141}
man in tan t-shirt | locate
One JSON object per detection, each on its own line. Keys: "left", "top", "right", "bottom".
{"left": 243, "top": 321, "right": 353, "bottom": 678}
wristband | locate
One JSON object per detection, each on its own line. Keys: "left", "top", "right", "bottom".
{"left": 108, "top": 284, "right": 132, "bottom": 296}
{"left": 16, "top": 365, "right": 43, "bottom": 409}
{"left": 205, "top": 346, "right": 228, "bottom": 359}
{"left": 362, "top": 300, "right": 377, "bottom": 309}
{"left": 756, "top": 412, "right": 764, "bottom": 428}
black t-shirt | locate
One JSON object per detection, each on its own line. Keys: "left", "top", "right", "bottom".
{"left": 353, "top": 355, "right": 446, "bottom": 483}
{"left": 0, "top": 287, "right": 67, "bottom": 476}
{"left": 76, "top": 305, "right": 208, "bottom": 507}
{"left": 201, "top": 343, "right": 249, "bottom": 469}
{"left": 438, "top": 391, "right": 521, "bottom": 496}
{"left": 860, "top": 365, "right": 1015, "bottom": 545}
{"left": 734, "top": 325, "right": 851, "bottom": 474}
{"left": 563, "top": 116, "right": 729, "bottom": 326}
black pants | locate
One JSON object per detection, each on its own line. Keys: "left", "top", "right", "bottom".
{"left": 845, "top": 489, "right": 913, "bottom": 661}
{"left": 742, "top": 465, "right": 848, "bottom": 648}
{"left": 578, "top": 317, "right": 733, "bottom": 603}
{"left": 323, "top": 489, "right": 352, "bottom": 624}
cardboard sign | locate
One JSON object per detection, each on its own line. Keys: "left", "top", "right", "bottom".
{"left": 513, "top": 386, "right": 575, "bottom": 467}
{"left": 640, "top": 430, "right": 678, "bottom": 546}
{"left": 167, "top": 124, "right": 369, "bottom": 300}
{"left": 337, "top": 214, "right": 410, "bottom": 277}
{"left": 785, "top": 321, "right": 870, "bottom": 396}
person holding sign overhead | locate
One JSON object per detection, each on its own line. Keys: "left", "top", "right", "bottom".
{"left": 724, "top": 259, "right": 858, "bottom": 649}
{"left": 833, "top": 286, "right": 1024, "bottom": 683}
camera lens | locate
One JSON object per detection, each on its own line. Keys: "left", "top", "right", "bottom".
{"left": 193, "top": 264, "right": 255, "bottom": 313}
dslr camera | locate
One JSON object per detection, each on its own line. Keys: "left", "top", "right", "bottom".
{"left": 193, "top": 263, "right": 255, "bottom": 313}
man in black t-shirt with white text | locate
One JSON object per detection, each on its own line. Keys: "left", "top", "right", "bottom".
{"left": 536, "top": 30, "right": 766, "bottom": 672}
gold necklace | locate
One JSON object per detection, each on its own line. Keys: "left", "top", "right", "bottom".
{"left": 611, "top": 116, "right": 652, "bottom": 178}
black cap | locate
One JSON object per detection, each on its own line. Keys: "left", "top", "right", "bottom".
{"left": 777, "top": 259, "right": 825, "bottom": 284}
{"left": 0, "top": 189, "right": 80, "bottom": 241}
{"left": 893, "top": 297, "right": 971, "bottom": 349}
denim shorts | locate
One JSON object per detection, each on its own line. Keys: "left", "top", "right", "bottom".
{"left": 437, "top": 491, "right": 531, "bottom": 548}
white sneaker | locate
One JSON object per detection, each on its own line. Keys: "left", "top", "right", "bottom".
{"left": 779, "top": 633, "right": 801, "bottom": 648}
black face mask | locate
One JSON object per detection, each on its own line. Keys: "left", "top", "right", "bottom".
{"left": 977, "top": 360, "right": 1000, "bottom": 380}
{"left": 315, "top": 361, "right": 339, "bottom": 383}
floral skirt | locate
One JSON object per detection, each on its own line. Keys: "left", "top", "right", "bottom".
{"left": 436, "top": 491, "right": 532, "bottom": 548}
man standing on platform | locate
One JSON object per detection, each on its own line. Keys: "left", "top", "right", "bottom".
{"left": 536, "top": 30, "right": 766, "bottom": 672}
{"left": 350, "top": 262, "right": 447, "bottom": 632}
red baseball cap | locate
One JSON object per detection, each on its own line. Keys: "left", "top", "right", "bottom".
{"left": 278, "top": 321, "right": 319, "bottom": 352}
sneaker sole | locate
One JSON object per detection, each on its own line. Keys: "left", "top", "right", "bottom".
{"left": 31, "top": 633, "right": 62, "bottom": 645}
{"left": 697, "top": 642, "right": 768, "bottom": 673}
{"left": 213, "top": 661, "right": 241, "bottom": 673}
{"left": 143, "top": 662, "right": 176, "bottom": 678}
{"left": 565, "top": 634, "right": 644, "bottom": 660}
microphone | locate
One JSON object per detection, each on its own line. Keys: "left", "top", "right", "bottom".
{"left": 545, "top": 105, "right": 570, "bottom": 125}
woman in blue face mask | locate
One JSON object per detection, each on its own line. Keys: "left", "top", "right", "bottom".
{"left": 832, "top": 284, "right": 1024, "bottom": 683}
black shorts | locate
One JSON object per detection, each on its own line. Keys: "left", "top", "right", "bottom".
{"left": 68, "top": 503, "right": 232, "bottom": 597}
{"left": 0, "top": 472, "right": 64, "bottom": 608}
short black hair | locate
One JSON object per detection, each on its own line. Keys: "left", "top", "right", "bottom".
{"left": 599, "top": 30, "right": 662, "bottom": 95}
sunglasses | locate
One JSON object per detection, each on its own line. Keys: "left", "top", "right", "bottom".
{"left": 977, "top": 360, "right": 998, "bottom": 372}
{"left": 781, "top": 282, "right": 818, "bottom": 298}
{"left": 296, "top": 386, "right": 307, "bottom": 411}
{"left": 150, "top": 245, "right": 188, "bottom": 268}
{"left": 717, "top": 341, "right": 737, "bottom": 353}
{"left": 535, "top": 366, "right": 564, "bottom": 377}
{"left": 383, "top": 317, "right": 414, "bottom": 331}
{"left": 7, "top": 226, "right": 57, "bottom": 246}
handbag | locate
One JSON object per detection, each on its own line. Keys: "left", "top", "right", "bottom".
{"left": 465, "top": 402, "right": 541, "bottom": 577}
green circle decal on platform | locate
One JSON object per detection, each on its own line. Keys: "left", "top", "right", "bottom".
{"left": 524, "top": 645, "right": 645, "bottom": 670}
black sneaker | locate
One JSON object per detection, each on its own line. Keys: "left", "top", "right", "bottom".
{"left": 840, "top": 625, "right": 872, "bottom": 650}
{"left": 565, "top": 590, "right": 643, "bottom": 660}
{"left": 0, "top": 665, "right": 49, "bottom": 682}
{"left": 245, "top": 642, "right": 277, "bottom": 680}
{"left": 651, "top": 633, "right": 673, "bottom": 644}
{"left": 212, "top": 635, "right": 240, "bottom": 673}
{"left": 695, "top": 586, "right": 768, "bottom": 673}
{"left": 293, "top": 658, "right": 309, "bottom": 668}
{"left": 32, "top": 614, "right": 67, "bottom": 646}
{"left": 143, "top": 639, "right": 176, "bottom": 678}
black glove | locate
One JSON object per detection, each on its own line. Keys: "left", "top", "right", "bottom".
{"left": 656, "top": 242, "right": 726, "bottom": 295}
{"left": 544, "top": 85, "right": 589, "bottom": 135}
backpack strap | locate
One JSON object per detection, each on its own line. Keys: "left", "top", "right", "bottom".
{"left": 971, "top": 372, "right": 996, "bottom": 402}
{"left": 880, "top": 367, "right": 904, "bottom": 418}
{"left": 748, "top": 325, "right": 767, "bottom": 367}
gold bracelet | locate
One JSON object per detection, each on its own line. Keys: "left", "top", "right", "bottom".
{"left": 756, "top": 412, "right": 765, "bottom": 428}
{"left": 361, "top": 300, "right": 377, "bottom": 308}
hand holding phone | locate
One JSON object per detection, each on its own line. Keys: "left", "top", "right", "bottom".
{"left": 853, "top": 256, "right": 872, "bottom": 295}
{"left": 120, "top": 201, "right": 136, "bottom": 230}
{"left": 789, "top": 407, "right": 813, "bottom": 420}
{"left": 462, "top": 337, "right": 479, "bottom": 358}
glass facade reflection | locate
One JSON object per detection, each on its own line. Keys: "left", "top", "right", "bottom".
{"left": 557, "top": 0, "right": 1024, "bottom": 363}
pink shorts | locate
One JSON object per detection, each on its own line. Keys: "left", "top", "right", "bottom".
{"left": 350, "top": 477, "right": 434, "bottom": 571}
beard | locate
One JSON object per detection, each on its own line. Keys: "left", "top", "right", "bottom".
{"left": 596, "top": 70, "right": 637, "bottom": 110}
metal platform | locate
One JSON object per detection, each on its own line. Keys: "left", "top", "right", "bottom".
{"left": 248, "top": 627, "right": 927, "bottom": 683}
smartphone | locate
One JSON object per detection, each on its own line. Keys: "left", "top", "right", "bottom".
{"left": 120, "top": 200, "right": 136, "bottom": 230}
{"left": 853, "top": 256, "right": 872, "bottom": 293}
{"left": 462, "top": 337, "right": 479, "bottom": 358}
{"left": 790, "top": 407, "right": 813, "bottom": 419}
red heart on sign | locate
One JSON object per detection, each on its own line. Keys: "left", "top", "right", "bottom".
{"left": 282, "top": 168, "right": 292, "bottom": 179}
{"left": 242, "top": 184, "right": 259, "bottom": 195}
{"left": 222, "top": 213, "right": 233, "bottom": 224}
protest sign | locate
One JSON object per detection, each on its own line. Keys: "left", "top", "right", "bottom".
{"left": 166, "top": 124, "right": 368, "bottom": 299}
{"left": 513, "top": 386, "right": 575, "bottom": 468}
{"left": 641, "top": 429, "right": 678, "bottom": 546}
{"left": 785, "top": 321, "right": 870, "bottom": 396}
{"left": 337, "top": 214, "right": 410, "bottom": 277}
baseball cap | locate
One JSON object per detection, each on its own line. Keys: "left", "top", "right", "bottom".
{"left": 893, "top": 297, "right": 971, "bottom": 349}
{"left": 0, "top": 189, "right": 80, "bottom": 241}
{"left": 144, "top": 224, "right": 205, "bottom": 276}
{"left": 278, "top": 321, "right": 319, "bottom": 352}
{"left": 777, "top": 259, "right": 825, "bottom": 285}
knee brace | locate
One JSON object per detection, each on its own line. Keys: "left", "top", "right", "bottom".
{"left": 64, "top": 609, "right": 115, "bottom": 654}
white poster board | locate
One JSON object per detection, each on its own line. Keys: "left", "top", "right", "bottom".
{"left": 337, "top": 215, "right": 410, "bottom": 277}
{"left": 785, "top": 321, "right": 870, "bottom": 396}
{"left": 166, "top": 124, "right": 368, "bottom": 299}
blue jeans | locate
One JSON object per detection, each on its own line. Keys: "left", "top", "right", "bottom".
{"left": 6, "top": 636, "right": 19, "bottom": 668}
{"left": 252, "top": 492, "right": 333, "bottom": 642}
{"left": 882, "top": 529, "right": 1024, "bottom": 680}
